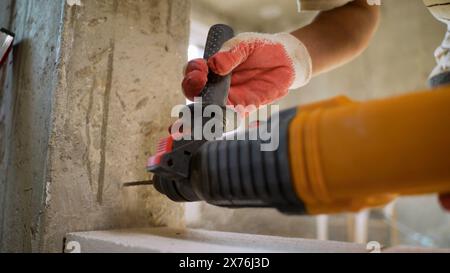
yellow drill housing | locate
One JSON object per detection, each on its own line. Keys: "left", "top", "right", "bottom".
{"left": 289, "top": 86, "right": 450, "bottom": 214}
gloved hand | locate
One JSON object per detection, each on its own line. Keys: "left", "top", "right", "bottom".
{"left": 182, "top": 33, "right": 312, "bottom": 108}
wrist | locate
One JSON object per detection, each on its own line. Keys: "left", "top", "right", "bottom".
{"left": 275, "top": 33, "right": 313, "bottom": 89}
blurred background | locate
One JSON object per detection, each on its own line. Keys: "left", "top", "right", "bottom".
{"left": 185, "top": 0, "right": 450, "bottom": 249}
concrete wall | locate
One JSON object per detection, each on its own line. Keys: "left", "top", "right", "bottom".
{"left": 0, "top": 0, "right": 66, "bottom": 253}
{"left": 189, "top": 0, "right": 450, "bottom": 248}
{"left": 1, "top": 0, "right": 190, "bottom": 252}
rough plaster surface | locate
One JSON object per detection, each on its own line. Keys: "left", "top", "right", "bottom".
{"left": 1, "top": 0, "right": 190, "bottom": 252}
{"left": 65, "top": 228, "right": 370, "bottom": 253}
{"left": 0, "top": 0, "right": 66, "bottom": 253}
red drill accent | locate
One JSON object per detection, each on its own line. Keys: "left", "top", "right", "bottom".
{"left": 0, "top": 29, "right": 14, "bottom": 68}
{"left": 147, "top": 136, "right": 174, "bottom": 168}
{"left": 439, "top": 193, "right": 450, "bottom": 212}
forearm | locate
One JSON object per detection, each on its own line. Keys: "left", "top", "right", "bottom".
{"left": 291, "top": 0, "right": 380, "bottom": 76}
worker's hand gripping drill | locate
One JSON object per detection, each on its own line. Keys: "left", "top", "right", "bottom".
{"left": 143, "top": 24, "right": 450, "bottom": 215}
{"left": 182, "top": 33, "right": 313, "bottom": 110}
{"left": 178, "top": 27, "right": 450, "bottom": 213}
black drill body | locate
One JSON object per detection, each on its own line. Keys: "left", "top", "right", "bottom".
{"left": 148, "top": 25, "right": 306, "bottom": 214}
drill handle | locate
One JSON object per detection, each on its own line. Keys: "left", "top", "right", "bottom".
{"left": 201, "top": 24, "right": 235, "bottom": 106}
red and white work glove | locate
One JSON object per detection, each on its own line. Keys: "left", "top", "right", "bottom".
{"left": 182, "top": 32, "right": 312, "bottom": 109}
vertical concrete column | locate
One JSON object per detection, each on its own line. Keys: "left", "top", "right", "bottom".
{"left": 1, "top": 0, "right": 190, "bottom": 252}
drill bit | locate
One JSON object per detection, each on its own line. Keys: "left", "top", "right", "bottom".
{"left": 122, "top": 180, "right": 154, "bottom": 187}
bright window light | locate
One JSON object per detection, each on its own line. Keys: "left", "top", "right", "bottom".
{"left": 188, "top": 44, "right": 203, "bottom": 60}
